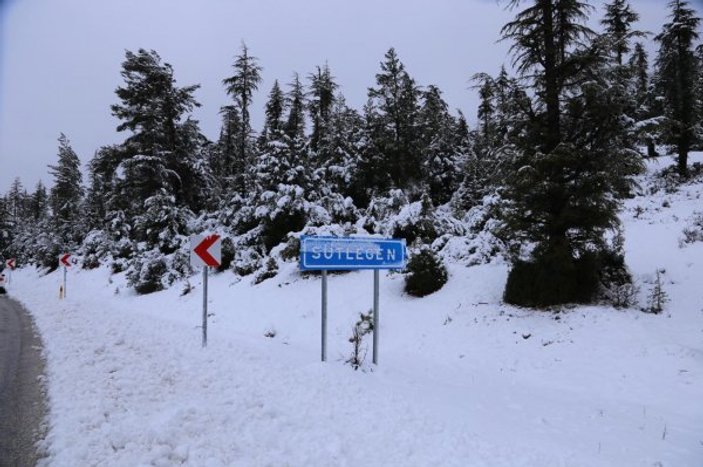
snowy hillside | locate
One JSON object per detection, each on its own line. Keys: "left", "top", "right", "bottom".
{"left": 9, "top": 154, "right": 703, "bottom": 466}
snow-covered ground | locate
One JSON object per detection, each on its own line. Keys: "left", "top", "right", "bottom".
{"left": 9, "top": 155, "right": 703, "bottom": 466}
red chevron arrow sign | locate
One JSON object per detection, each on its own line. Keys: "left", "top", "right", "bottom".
{"left": 60, "top": 254, "right": 71, "bottom": 268}
{"left": 6, "top": 258, "right": 15, "bottom": 270}
{"left": 190, "top": 234, "right": 221, "bottom": 268}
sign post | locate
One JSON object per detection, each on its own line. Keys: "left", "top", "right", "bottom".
{"left": 299, "top": 236, "right": 406, "bottom": 365}
{"left": 321, "top": 270, "right": 328, "bottom": 361}
{"left": 5, "top": 259, "right": 15, "bottom": 285}
{"left": 190, "top": 234, "right": 221, "bottom": 347}
{"left": 59, "top": 254, "right": 71, "bottom": 298}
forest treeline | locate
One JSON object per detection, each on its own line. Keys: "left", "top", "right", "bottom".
{"left": 1, "top": 0, "right": 702, "bottom": 305}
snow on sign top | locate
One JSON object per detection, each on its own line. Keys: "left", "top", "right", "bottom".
{"left": 299, "top": 236, "right": 406, "bottom": 271}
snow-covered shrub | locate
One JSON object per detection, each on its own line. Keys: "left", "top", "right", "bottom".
{"left": 234, "top": 247, "right": 263, "bottom": 276}
{"left": 404, "top": 246, "right": 448, "bottom": 297}
{"left": 649, "top": 166, "right": 681, "bottom": 194}
{"left": 598, "top": 251, "right": 638, "bottom": 308}
{"left": 391, "top": 193, "right": 438, "bottom": 245}
{"left": 32, "top": 231, "right": 63, "bottom": 271}
{"left": 279, "top": 236, "right": 301, "bottom": 262}
{"left": 317, "top": 193, "right": 359, "bottom": 226}
{"left": 111, "top": 237, "right": 135, "bottom": 260}
{"left": 127, "top": 251, "right": 168, "bottom": 294}
{"left": 82, "top": 254, "right": 100, "bottom": 270}
{"left": 165, "top": 247, "right": 192, "bottom": 284}
{"left": 111, "top": 259, "right": 128, "bottom": 274}
{"left": 254, "top": 257, "right": 278, "bottom": 284}
{"left": 680, "top": 211, "right": 703, "bottom": 246}
{"left": 256, "top": 185, "right": 307, "bottom": 252}
{"left": 436, "top": 194, "right": 505, "bottom": 266}
{"left": 133, "top": 190, "right": 191, "bottom": 254}
{"left": 80, "top": 230, "right": 111, "bottom": 269}
{"left": 216, "top": 237, "right": 235, "bottom": 272}
{"left": 361, "top": 189, "right": 409, "bottom": 235}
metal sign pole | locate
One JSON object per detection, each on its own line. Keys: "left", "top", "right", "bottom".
{"left": 373, "top": 269, "right": 379, "bottom": 365}
{"left": 321, "top": 270, "right": 328, "bottom": 362}
{"left": 63, "top": 266, "right": 67, "bottom": 298}
{"left": 202, "top": 266, "right": 208, "bottom": 348}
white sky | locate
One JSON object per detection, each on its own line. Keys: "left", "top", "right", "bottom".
{"left": 0, "top": 0, "right": 700, "bottom": 192}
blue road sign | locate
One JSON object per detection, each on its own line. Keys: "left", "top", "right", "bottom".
{"left": 300, "top": 236, "right": 407, "bottom": 271}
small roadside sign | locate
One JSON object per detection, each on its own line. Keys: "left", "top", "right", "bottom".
{"left": 59, "top": 253, "right": 72, "bottom": 298}
{"left": 190, "top": 235, "right": 222, "bottom": 268}
{"left": 190, "top": 234, "right": 222, "bottom": 348}
{"left": 300, "top": 236, "right": 406, "bottom": 271}
{"left": 6, "top": 258, "right": 16, "bottom": 270}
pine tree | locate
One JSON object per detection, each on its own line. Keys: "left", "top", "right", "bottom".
{"left": 48, "top": 133, "right": 84, "bottom": 242}
{"left": 316, "top": 95, "right": 365, "bottom": 201}
{"left": 653, "top": 0, "right": 701, "bottom": 178}
{"left": 629, "top": 42, "right": 650, "bottom": 113}
{"left": 109, "top": 49, "right": 205, "bottom": 212}
{"left": 308, "top": 64, "right": 338, "bottom": 151}
{"left": 262, "top": 80, "right": 285, "bottom": 139}
{"left": 6, "top": 178, "right": 27, "bottom": 224}
{"left": 364, "top": 48, "right": 422, "bottom": 192}
{"left": 223, "top": 43, "right": 262, "bottom": 165}
{"left": 601, "top": 0, "right": 645, "bottom": 66}
{"left": 285, "top": 73, "right": 306, "bottom": 141}
{"left": 417, "top": 85, "right": 461, "bottom": 205}
{"left": 29, "top": 181, "right": 49, "bottom": 221}
{"left": 210, "top": 105, "right": 244, "bottom": 194}
{"left": 499, "top": 0, "right": 643, "bottom": 307}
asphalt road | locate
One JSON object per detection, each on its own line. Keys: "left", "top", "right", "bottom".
{"left": 0, "top": 297, "right": 47, "bottom": 466}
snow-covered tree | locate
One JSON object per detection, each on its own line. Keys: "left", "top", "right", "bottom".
{"left": 363, "top": 48, "right": 422, "bottom": 193}
{"left": 308, "top": 64, "right": 338, "bottom": 151}
{"left": 653, "top": 0, "right": 701, "bottom": 178}
{"left": 499, "top": 0, "right": 643, "bottom": 307}
{"left": 48, "top": 133, "right": 84, "bottom": 242}
{"left": 223, "top": 42, "right": 262, "bottom": 165}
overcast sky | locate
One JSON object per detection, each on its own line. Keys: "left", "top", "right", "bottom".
{"left": 1, "top": 0, "right": 700, "bottom": 192}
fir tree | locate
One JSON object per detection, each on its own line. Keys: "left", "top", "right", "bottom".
{"left": 499, "top": 0, "right": 643, "bottom": 307}
{"left": 29, "top": 181, "right": 49, "bottom": 221}
{"left": 628, "top": 42, "right": 650, "bottom": 112}
{"left": 308, "top": 64, "right": 338, "bottom": 151}
{"left": 223, "top": 43, "right": 263, "bottom": 163}
{"left": 262, "top": 80, "right": 285, "bottom": 139}
{"left": 210, "top": 105, "right": 244, "bottom": 195}
{"left": 364, "top": 48, "right": 422, "bottom": 192}
{"left": 109, "top": 49, "right": 205, "bottom": 212}
{"left": 285, "top": 73, "right": 306, "bottom": 140}
{"left": 6, "top": 178, "right": 27, "bottom": 224}
{"left": 316, "top": 95, "right": 366, "bottom": 201}
{"left": 654, "top": 0, "right": 701, "bottom": 178}
{"left": 417, "top": 85, "right": 461, "bottom": 205}
{"left": 601, "top": 0, "right": 645, "bottom": 66}
{"left": 48, "top": 133, "right": 84, "bottom": 242}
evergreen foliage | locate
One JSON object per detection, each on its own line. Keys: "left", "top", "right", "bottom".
{"left": 653, "top": 0, "right": 701, "bottom": 178}
{"left": 404, "top": 246, "right": 448, "bottom": 297}
{"left": 499, "top": 0, "right": 643, "bottom": 307}
{"left": 48, "top": 133, "right": 84, "bottom": 244}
